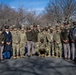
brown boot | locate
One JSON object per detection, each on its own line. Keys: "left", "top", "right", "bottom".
{"left": 60, "top": 56, "right": 62, "bottom": 58}
{"left": 55, "top": 56, "right": 58, "bottom": 58}
{"left": 17, "top": 56, "right": 20, "bottom": 58}
{"left": 21, "top": 55, "right": 25, "bottom": 58}
{"left": 52, "top": 54, "right": 55, "bottom": 58}
{"left": 14, "top": 56, "right": 17, "bottom": 59}
{"left": 46, "top": 55, "right": 50, "bottom": 57}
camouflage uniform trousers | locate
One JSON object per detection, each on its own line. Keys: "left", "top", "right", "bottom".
{"left": 35, "top": 43, "right": 45, "bottom": 55}
{"left": 54, "top": 43, "right": 62, "bottom": 57}
{"left": 36, "top": 48, "right": 47, "bottom": 56}
{"left": 12, "top": 43, "right": 20, "bottom": 57}
{"left": 50, "top": 43, "right": 54, "bottom": 56}
{"left": 20, "top": 43, "right": 25, "bottom": 56}
{"left": 0, "top": 46, "right": 4, "bottom": 60}
{"left": 46, "top": 44, "right": 51, "bottom": 56}
{"left": 36, "top": 44, "right": 50, "bottom": 56}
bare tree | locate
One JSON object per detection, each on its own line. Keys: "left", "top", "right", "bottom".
{"left": 60, "top": 0, "right": 76, "bottom": 22}
{"left": 44, "top": 0, "right": 76, "bottom": 24}
{"left": 0, "top": 4, "right": 28, "bottom": 27}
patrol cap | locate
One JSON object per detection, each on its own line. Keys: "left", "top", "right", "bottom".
{"left": 50, "top": 27, "right": 53, "bottom": 33}
{"left": 60, "top": 25, "right": 64, "bottom": 27}
{"left": 37, "top": 24, "right": 40, "bottom": 27}
{"left": 26, "top": 27, "right": 31, "bottom": 30}
{"left": 12, "top": 25, "right": 16, "bottom": 27}
{"left": 50, "top": 27, "right": 53, "bottom": 30}
{"left": 40, "top": 28, "right": 43, "bottom": 32}
{"left": 56, "top": 25, "right": 59, "bottom": 28}
{"left": 37, "top": 25, "right": 40, "bottom": 27}
{"left": 55, "top": 25, "right": 60, "bottom": 30}
{"left": 60, "top": 25, "right": 64, "bottom": 29}
{"left": 55, "top": 23, "right": 59, "bottom": 26}
{"left": 30, "top": 25, "right": 33, "bottom": 29}
{"left": 63, "top": 22, "right": 69, "bottom": 25}
{"left": 43, "top": 27, "right": 48, "bottom": 31}
{"left": 14, "top": 26, "right": 17, "bottom": 29}
{"left": 21, "top": 27, "right": 24, "bottom": 31}
{"left": 30, "top": 25, "right": 33, "bottom": 27}
{"left": 33, "top": 25, "right": 37, "bottom": 28}
{"left": 48, "top": 26, "right": 51, "bottom": 29}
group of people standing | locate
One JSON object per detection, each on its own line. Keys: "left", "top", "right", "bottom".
{"left": 0, "top": 21, "right": 76, "bottom": 62}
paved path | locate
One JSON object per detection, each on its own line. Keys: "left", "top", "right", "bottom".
{"left": 0, "top": 57, "right": 76, "bottom": 75}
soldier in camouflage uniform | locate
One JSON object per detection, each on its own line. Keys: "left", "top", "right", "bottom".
{"left": 53, "top": 27, "right": 56, "bottom": 34}
{"left": 30, "top": 25, "right": 33, "bottom": 31}
{"left": 43, "top": 27, "right": 50, "bottom": 57}
{"left": 36, "top": 38, "right": 50, "bottom": 57}
{"left": 9, "top": 26, "right": 14, "bottom": 35}
{"left": 37, "top": 25, "right": 41, "bottom": 32}
{"left": 19, "top": 27, "right": 27, "bottom": 58}
{"left": 0, "top": 28, "right": 4, "bottom": 60}
{"left": 47, "top": 28, "right": 54, "bottom": 57}
{"left": 60, "top": 25, "right": 64, "bottom": 31}
{"left": 38, "top": 28, "right": 44, "bottom": 43}
{"left": 12, "top": 27, "right": 20, "bottom": 59}
{"left": 53, "top": 26, "right": 62, "bottom": 58}
{"left": 42, "top": 27, "right": 48, "bottom": 44}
